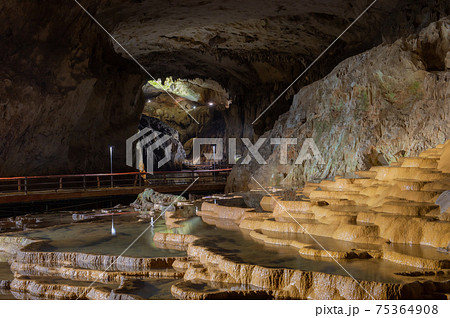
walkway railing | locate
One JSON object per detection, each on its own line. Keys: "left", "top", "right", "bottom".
{"left": 0, "top": 169, "right": 232, "bottom": 195}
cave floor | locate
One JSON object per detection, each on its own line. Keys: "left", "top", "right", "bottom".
{"left": 0, "top": 209, "right": 448, "bottom": 300}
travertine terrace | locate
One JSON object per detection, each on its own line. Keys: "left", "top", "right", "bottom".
{"left": 169, "top": 141, "right": 450, "bottom": 299}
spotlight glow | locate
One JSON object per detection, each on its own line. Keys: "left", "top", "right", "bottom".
{"left": 208, "top": 102, "right": 214, "bottom": 106}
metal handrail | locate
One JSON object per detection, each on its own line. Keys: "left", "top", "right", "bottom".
{"left": 0, "top": 169, "right": 232, "bottom": 180}
{"left": 0, "top": 169, "right": 232, "bottom": 195}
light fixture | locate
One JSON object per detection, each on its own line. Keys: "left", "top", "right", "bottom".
{"left": 192, "top": 106, "right": 196, "bottom": 109}
{"left": 208, "top": 102, "right": 214, "bottom": 106}
{"left": 109, "top": 146, "right": 113, "bottom": 187}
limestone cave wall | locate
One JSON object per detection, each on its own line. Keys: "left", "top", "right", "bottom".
{"left": 0, "top": 0, "right": 144, "bottom": 176}
{"left": 227, "top": 18, "right": 450, "bottom": 192}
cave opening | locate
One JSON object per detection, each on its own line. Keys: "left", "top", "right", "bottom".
{"left": 136, "top": 77, "right": 232, "bottom": 172}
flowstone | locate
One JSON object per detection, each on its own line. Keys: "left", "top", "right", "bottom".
{"left": 131, "top": 188, "right": 187, "bottom": 213}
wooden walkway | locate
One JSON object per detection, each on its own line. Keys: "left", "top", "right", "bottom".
{"left": 0, "top": 169, "right": 231, "bottom": 204}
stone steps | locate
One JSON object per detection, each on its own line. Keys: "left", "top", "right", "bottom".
{"left": 235, "top": 141, "right": 449, "bottom": 253}
{"left": 419, "top": 148, "right": 443, "bottom": 158}
{"left": 272, "top": 200, "right": 312, "bottom": 215}
{"left": 355, "top": 170, "right": 377, "bottom": 178}
{"left": 302, "top": 183, "right": 320, "bottom": 196}
{"left": 353, "top": 178, "right": 376, "bottom": 187}
{"left": 382, "top": 249, "right": 450, "bottom": 270}
{"left": 394, "top": 190, "right": 441, "bottom": 203}
{"left": 309, "top": 190, "right": 361, "bottom": 200}
{"left": 422, "top": 180, "right": 450, "bottom": 191}
{"left": 373, "top": 200, "right": 438, "bottom": 216}
{"left": 371, "top": 166, "right": 448, "bottom": 182}
{"left": 401, "top": 157, "right": 439, "bottom": 169}
{"left": 392, "top": 179, "right": 429, "bottom": 191}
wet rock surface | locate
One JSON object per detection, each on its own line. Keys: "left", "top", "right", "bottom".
{"left": 177, "top": 141, "right": 450, "bottom": 299}
{"left": 131, "top": 188, "right": 200, "bottom": 228}
{"left": 131, "top": 188, "right": 186, "bottom": 211}
{"left": 228, "top": 141, "right": 450, "bottom": 250}
{"left": 228, "top": 18, "right": 450, "bottom": 192}
{"left": 0, "top": 213, "right": 189, "bottom": 300}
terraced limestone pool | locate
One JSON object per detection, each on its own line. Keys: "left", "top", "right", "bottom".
{"left": 9, "top": 216, "right": 442, "bottom": 280}
{"left": 0, "top": 211, "right": 449, "bottom": 299}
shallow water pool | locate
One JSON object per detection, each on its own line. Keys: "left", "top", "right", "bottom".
{"left": 8, "top": 215, "right": 441, "bottom": 284}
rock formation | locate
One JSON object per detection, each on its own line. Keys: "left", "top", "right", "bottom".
{"left": 131, "top": 188, "right": 187, "bottom": 211}
{"left": 130, "top": 188, "right": 197, "bottom": 227}
{"left": 202, "top": 141, "right": 450, "bottom": 264}
{"left": 227, "top": 18, "right": 450, "bottom": 191}
{"left": 155, "top": 142, "right": 449, "bottom": 299}
{"left": 1, "top": 0, "right": 449, "bottom": 176}
{"left": 0, "top": 232, "right": 187, "bottom": 299}
{"left": 436, "top": 191, "right": 450, "bottom": 214}
{"left": 146, "top": 140, "right": 450, "bottom": 299}
{"left": 0, "top": 0, "right": 145, "bottom": 176}
{"left": 169, "top": 239, "right": 450, "bottom": 300}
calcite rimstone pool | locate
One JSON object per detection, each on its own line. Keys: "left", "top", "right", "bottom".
{"left": 0, "top": 209, "right": 447, "bottom": 300}
{"left": 1, "top": 216, "right": 427, "bottom": 281}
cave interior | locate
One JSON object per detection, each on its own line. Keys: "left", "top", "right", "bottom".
{"left": 0, "top": 0, "right": 449, "bottom": 303}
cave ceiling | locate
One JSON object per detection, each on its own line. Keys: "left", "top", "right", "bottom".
{"left": 94, "top": 0, "right": 447, "bottom": 88}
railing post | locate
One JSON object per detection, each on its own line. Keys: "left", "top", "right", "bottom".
{"left": 97, "top": 176, "right": 100, "bottom": 188}
{"left": 111, "top": 173, "right": 113, "bottom": 188}
{"left": 83, "top": 175, "right": 86, "bottom": 191}
{"left": 59, "top": 177, "right": 63, "bottom": 190}
{"left": 139, "top": 172, "right": 142, "bottom": 187}
{"left": 24, "top": 177, "right": 27, "bottom": 194}
{"left": 17, "top": 179, "right": 21, "bottom": 191}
